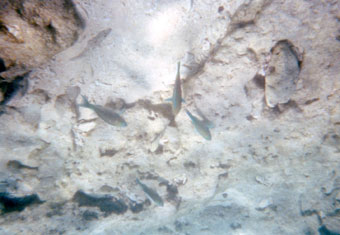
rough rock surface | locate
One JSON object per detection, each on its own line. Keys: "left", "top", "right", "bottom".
{"left": 0, "top": 0, "right": 340, "bottom": 234}
{"left": 0, "top": 0, "right": 83, "bottom": 82}
{"left": 265, "top": 40, "right": 302, "bottom": 107}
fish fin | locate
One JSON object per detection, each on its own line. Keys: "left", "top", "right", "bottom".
{"left": 79, "top": 95, "right": 91, "bottom": 108}
{"left": 136, "top": 178, "right": 142, "bottom": 185}
{"left": 164, "top": 97, "right": 173, "bottom": 102}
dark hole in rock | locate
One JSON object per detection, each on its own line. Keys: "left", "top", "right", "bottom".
{"left": 46, "top": 22, "right": 57, "bottom": 43}
{"left": 46, "top": 202, "right": 65, "bottom": 217}
{"left": 246, "top": 115, "right": 255, "bottom": 121}
{"left": 183, "top": 161, "right": 196, "bottom": 169}
{"left": 73, "top": 190, "right": 128, "bottom": 216}
{"left": 235, "top": 20, "right": 254, "bottom": 29}
{"left": 218, "top": 6, "right": 224, "bottom": 13}
{"left": 15, "top": 8, "right": 23, "bottom": 17}
{"left": 82, "top": 210, "right": 99, "bottom": 221}
{"left": 154, "top": 144, "right": 163, "bottom": 155}
{"left": 304, "top": 98, "right": 319, "bottom": 105}
{"left": 0, "top": 192, "right": 43, "bottom": 213}
{"left": 336, "top": 35, "right": 340, "bottom": 42}
{"left": 0, "top": 58, "right": 6, "bottom": 72}
{"left": 253, "top": 73, "right": 265, "bottom": 89}
{"left": 218, "top": 172, "right": 229, "bottom": 180}
{"left": 138, "top": 99, "right": 174, "bottom": 121}
{"left": 278, "top": 100, "right": 302, "bottom": 112}
{"left": 128, "top": 199, "right": 144, "bottom": 213}
{"left": 230, "top": 222, "right": 242, "bottom": 230}
{"left": 218, "top": 163, "right": 231, "bottom": 169}
{"left": 0, "top": 74, "right": 28, "bottom": 106}
{"left": 0, "top": 21, "right": 7, "bottom": 32}
{"left": 144, "top": 198, "right": 151, "bottom": 207}
{"left": 318, "top": 225, "right": 340, "bottom": 235}
{"left": 99, "top": 148, "right": 118, "bottom": 157}
{"left": 166, "top": 183, "right": 178, "bottom": 201}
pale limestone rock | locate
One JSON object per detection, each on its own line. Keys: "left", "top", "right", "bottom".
{"left": 0, "top": 0, "right": 339, "bottom": 234}
{"left": 265, "top": 40, "right": 301, "bottom": 107}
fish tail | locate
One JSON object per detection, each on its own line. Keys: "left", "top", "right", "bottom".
{"left": 185, "top": 109, "right": 194, "bottom": 120}
{"left": 177, "top": 61, "right": 181, "bottom": 78}
{"left": 79, "top": 95, "right": 91, "bottom": 108}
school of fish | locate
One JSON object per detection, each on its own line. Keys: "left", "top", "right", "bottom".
{"left": 77, "top": 62, "right": 213, "bottom": 207}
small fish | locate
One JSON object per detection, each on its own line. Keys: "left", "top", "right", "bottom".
{"left": 7, "top": 160, "right": 38, "bottom": 171}
{"left": 136, "top": 178, "right": 164, "bottom": 206}
{"left": 166, "top": 62, "right": 183, "bottom": 116}
{"left": 71, "top": 28, "right": 112, "bottom": 60}
{"left": 185, "top": 109, "right": 212, "bottom": 140}
{"left": 79, "top": 96, "right": 127, "bottom": 127}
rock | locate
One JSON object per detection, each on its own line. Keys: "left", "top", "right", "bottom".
{"left": 72, "top": 190, "right": 128, "bottom": 216}
{"left": 0, "top": 0, "right": 83, "bottom": 80}
{"left": 265, "top": 40, "right": 302, "bottom": 107}
{"left": 318, "top": 225, "right": 340, "bottom": 235}
{"left": 0, "top": 0, "right": 83, "bottom": 105}
{"left": 0, "top": 0, "right": 339, "bottom": 234}
{"left": 82, "top": 210, "right": 98, "bottom": 221}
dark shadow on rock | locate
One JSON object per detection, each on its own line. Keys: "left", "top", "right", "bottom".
{"left": 0, "top": 58, "right": 5, "bottom": 73}
{"left": 128, "top": 199, "right": 144, "bottom": 213}
{"left": 82, "top": 210, "right": 98, "bottom": 221}
{"left": 0, "top": 73, "right": 28, "bottom": 104}
{"left": 73, "top": 190, "right": 128, "bottom": 216}
{"left": 318, "top": 225, "right": 340, "bottom": 235}
{"left": 137, "top": 99, "right": 174, "bottom": 121}
{"left": 0, "top": 192, "right": 44, "bottom": 213}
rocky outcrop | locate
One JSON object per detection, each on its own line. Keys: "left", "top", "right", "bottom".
{"left": 0, "top": 0, "right": 339, "bottom": 234}
{"left": 0, "top": 0, "right": 83, "bottom": 102}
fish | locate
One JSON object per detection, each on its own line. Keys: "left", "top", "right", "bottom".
{"left": 136, "top": 178, "right": 164, "bottom": 206}
{"left": 166, "top": 62, "right": 183, "bottom": 116}
{"left": 79, "top": 95, "right": 127, "bottom": 127}
{"left": 70, "top": 28, "right": 112, "bottom": 60}
{"left": 185, "top": 109, "right": 212, "bottom": 140}
{"left": 7, "top": 160, "right": 38, "bottom": 171}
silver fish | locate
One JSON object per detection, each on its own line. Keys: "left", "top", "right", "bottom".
{"left": 166, "top": 62, "right": 183, "bottom": 116}
{"left": 79, "top": 96, "right": 127, "bottom": 127}
{"left": 185, "top": 109, "right": 212, "bottom": 140}
{"left": 136, "top": 178, "right": 164, "bottom": 206}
